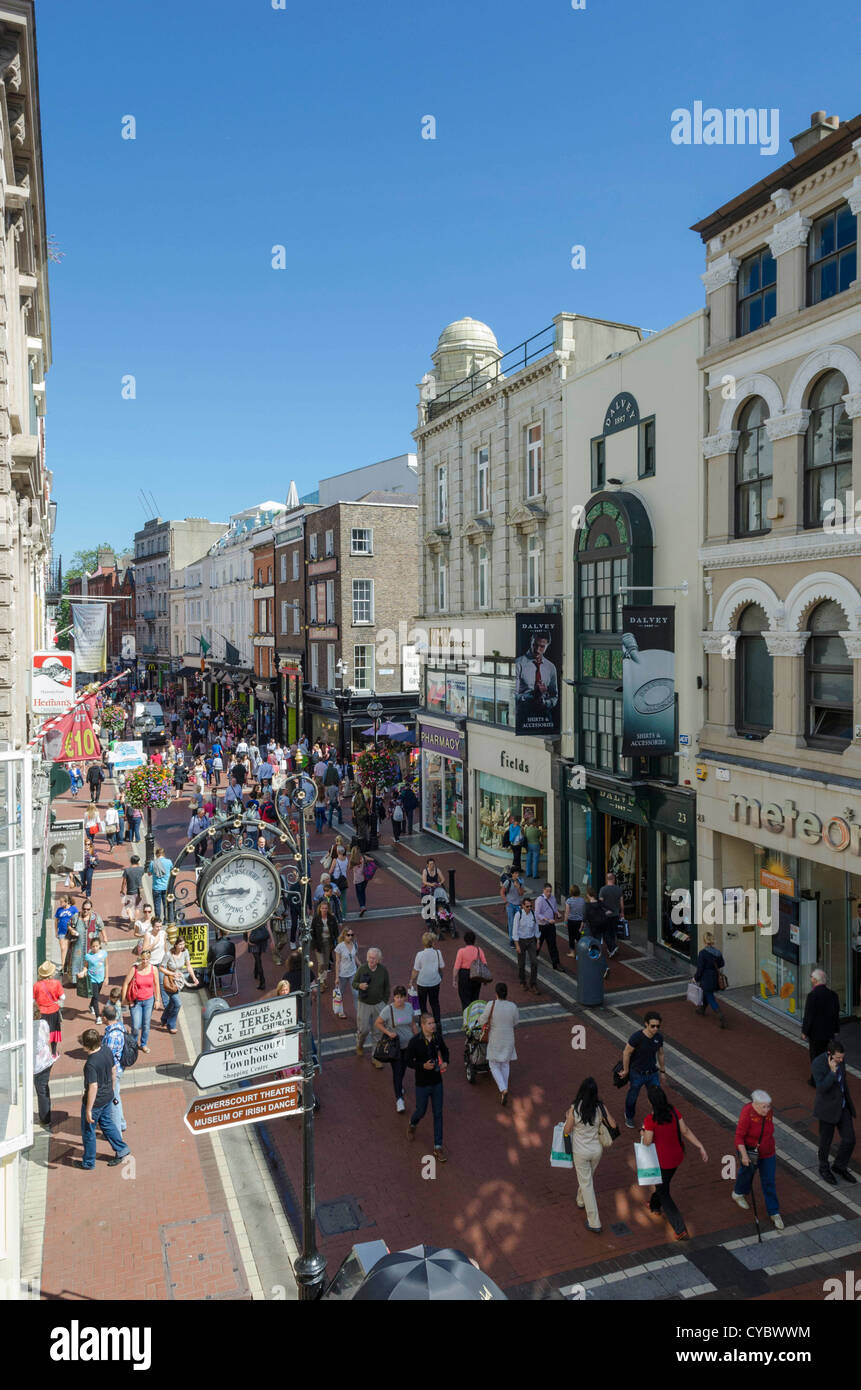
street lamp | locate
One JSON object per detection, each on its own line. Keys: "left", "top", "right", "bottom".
{"left": 134, "top": 711, "right": 157, "bottom": 866}
{"left": 366, "top": 697, "right": 384, "bottom": 850}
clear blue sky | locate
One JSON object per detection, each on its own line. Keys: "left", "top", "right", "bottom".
{"left": 38, "top": 0, "right": 859, "bottom": 561}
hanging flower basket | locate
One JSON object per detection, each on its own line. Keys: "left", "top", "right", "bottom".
{"left": 223, "top": 699, "right": 244, "bottom": 724}
{"left": 354, "top": 747, "right": 401, "bottom": 789}
{"left": 123, "top": 762, "right": 174, "bottom": 811}
{"left": 98, "top": 703, "right": 127, "bottom": 740}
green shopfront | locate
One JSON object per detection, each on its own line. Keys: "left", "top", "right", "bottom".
{"left": 564, "top": 777, "right": 697, "bottom": 956}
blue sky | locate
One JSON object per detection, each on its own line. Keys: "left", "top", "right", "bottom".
{"left": 38, "top": 0, "right": 859, "bottom": 560}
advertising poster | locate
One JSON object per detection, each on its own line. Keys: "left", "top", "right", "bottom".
{"left": 31, "top": 650, "right": 75, "bottom": 718}
{"left": 621, "top": 606, "right": 675, "bottom": 756}
{"left": 47, "top": 819, "right": 86, "bottom": 876}
{"left": 184, "top": 920, "right": 210, "bottom": 969}
{"left": 107, "top": 739, "right": 146, "bottom": 770}
{"left": 72, "top": 602, "right": 108, "bottom": 672}
{"left": 43, "top": 698, "right": 102, "bottom": 763}
{"left": 514, "top": 613, "right": 561, "bottom": 737}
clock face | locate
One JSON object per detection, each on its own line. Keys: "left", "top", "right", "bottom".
{"left": 199, "top": 852, "right": 281, "bottom": 932}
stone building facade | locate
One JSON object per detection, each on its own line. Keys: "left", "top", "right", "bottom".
{"left": 693, "top": 109, "right": 861, "bottom": 1022}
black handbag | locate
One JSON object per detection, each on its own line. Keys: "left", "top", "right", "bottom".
{"left": 612, "top": 1060, "right": 627, "bottom": 1089}
{"left": 373, "top": 1007, "right": 401, "bottom": 1063}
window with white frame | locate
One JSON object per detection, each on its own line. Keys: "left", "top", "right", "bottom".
{"left": 0, "top": 751, "right": 34, "bottom": 1158}
{"left": 477, "top": 544, "right": 490, "bottom": 609}
{"left": 353, "top": 644, "right": 374, "bottom": 692}
{"left": 258, "top": 598, "right": 267, "bottom": 631}
{"left": 475, "top": 445, "right": 489, "bottom": 514}
{"left": 437, "top": 556, "right": 447, "bottom": 611}
{"left": 292, "top": 605, "right": 300, "bottom": 635}
{"left": 351, "top": 527, "right": 373, "bottom": 555}
{"left": 325, "top": 529, "right": 334, "bottom": 557}
{"left": 326, "top": 643, "right": 336, "bottom": 689}
{"left": 352, "top": 579, "right": 373, "bottom": 623}
{"left": 437, "top": 463, "right": 448, "bottom": 525}
{"left": 326, "top": 579, "right": 335, "bottom": 622}
{"left": 280, "top": 552, "right": 287, "bottom": 583}
{"left": 526, "top": 423, "right": 543, "bottom": 497}
{"left": 310, "top": 643, "right": 319, "bottom": 687}
{"left": 292, "top": 550, "right": 299, "bottom": 581}
{"left": 309, "top": 586, "right": 317, "bottom": 623}
{"left": 527, "top": 534, "right": 542, "bottom": 600}
{"left": 309, "top": 533, "right": 318, "bottom": 559}
{"left": 281, "top": 600, "right": 288, "bottom": 633}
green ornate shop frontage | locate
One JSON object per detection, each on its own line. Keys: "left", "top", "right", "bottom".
{"left": 563, "top": 490, "right": 698, "bottom": 963}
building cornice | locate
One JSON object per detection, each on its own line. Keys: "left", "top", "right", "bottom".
{"left": 700, "top": 530, "right": 861, "bottom": 569}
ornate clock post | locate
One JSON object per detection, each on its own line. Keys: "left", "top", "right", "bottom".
{"left": 164, "top": 774, "right": 327, "bottom": 1299}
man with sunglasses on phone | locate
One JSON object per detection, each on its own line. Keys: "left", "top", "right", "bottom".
{"left": 812, "top": 1037, "right": 856, "bottom": 1186}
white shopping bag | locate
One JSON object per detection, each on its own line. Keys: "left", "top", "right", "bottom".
{"left": 634, "top": 1141, "right": 662, "bottom": 1186}
{"left": 686, "top": 980, "right": 703, "bottom": 1007}
{"left": 550, "top": 1122, "right": 573, "bottom": 1169}
{"left": 332, "top": 984, "right": 345, "bottom": 1019}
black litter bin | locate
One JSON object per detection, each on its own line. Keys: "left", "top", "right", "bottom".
{"left": 576, "top": 936, "right": 605, "bottom": 1006}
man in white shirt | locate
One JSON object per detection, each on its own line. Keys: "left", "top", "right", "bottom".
{"left": 513, "top": 897, "right": 540, "bottom": 994}
{"left": 534, "top": 884, "right": 562, "bottom": 971}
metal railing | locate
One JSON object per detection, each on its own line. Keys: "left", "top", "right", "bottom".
{"left": 426, "top": 323, "right": 556, "bottom": 421}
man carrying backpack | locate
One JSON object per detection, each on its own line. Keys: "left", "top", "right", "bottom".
{"left": 102, "top": 1002, "right": 135, "bottom": 1135}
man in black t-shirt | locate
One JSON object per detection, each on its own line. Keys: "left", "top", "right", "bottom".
{"left": 76, "top": 1028, "right": 131, "bottom": 1169}
{"left": 618, "top": 1011, "right": 666, "bottom": 1128}
{"left": 121, "top": 855, "right": 145, "bottom": 922}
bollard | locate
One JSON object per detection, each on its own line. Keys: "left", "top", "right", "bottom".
{"left": 448, "top": 868, "right": 456, "bottom": 907}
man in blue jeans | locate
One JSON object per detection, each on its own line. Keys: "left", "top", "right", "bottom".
{"left": 75, "top": 1028, "right": 131, "bottom": 1169}
{"left": 619, "top": 1011, "right": 666, "bottom": 1128}
{"left": 405, "top": 1013, "right": 450, "bottom": 1163}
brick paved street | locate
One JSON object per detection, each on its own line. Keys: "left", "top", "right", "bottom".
{"left": 29, "top": 781, "right": 861, "bottom": 1303}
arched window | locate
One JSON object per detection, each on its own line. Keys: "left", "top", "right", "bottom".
{"left": 735, "top": 604, "right": 773, "bottom": 735}
{"left": 735, "top": 399, "right": 773, "bottom": 537}
{"left": 805, "top": 600, "right": 852, "bottom": 748}
{"left": 805, "top": 372, "right": 851, "bottom": 527}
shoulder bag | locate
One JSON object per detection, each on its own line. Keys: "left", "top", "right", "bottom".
{"left": 373, "top": 1005, "right": 401, "bottom": 1063}
{"left": 598, "top": 1101, "right": 619, "bottom": 1148}
{"left": 161, "top": 969, "right": 180, "bottom": 995}
{"left": 480, "top": 999, "right": 496, "bottom": 1044}
{"left": 469, "top": 946, "right": 492, "bottom": 983}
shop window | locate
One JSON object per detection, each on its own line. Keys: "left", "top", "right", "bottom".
{"left": 804, "top": 371, "right": 851, "bottom": 528}
{"left": 808, "top": 202, "right": 857, "bottom": 306}
{"left": 477, "top": 772, "right": 545, "bottom": 862}
{"left": 735, "top": 398, "right": 773, "bottom": 537}
{"left": 422, "top": 751, "right": 463, "bottom": 843}
{"left": 806, "top": 599, "right": 852, "bottom": 748}
{"left": 735, "top": 603, "right": 773, "bottom": 735}
{"left": 737, "top": 247, "right": 777, "bottom": 336}
{"left": 658, "top": 832, "right": 692, "bottom": 953}
{"left": 581, "top": 695, "right": 630, "bottom": 776}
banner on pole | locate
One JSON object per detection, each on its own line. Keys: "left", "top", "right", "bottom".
{"left": 43, "top": 698, "right": 102, "bottom": 764}
{"left": 621, "top": 606, "right": 676, "bottom": 756}
{"left": 72, "top": 603, "right": 108, "bottom": 672}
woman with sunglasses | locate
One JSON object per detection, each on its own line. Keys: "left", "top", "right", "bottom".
{"left": 334, "top": 926, "right": 361, "bottom": 1016}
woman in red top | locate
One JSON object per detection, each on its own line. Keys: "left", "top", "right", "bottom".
{"left": 731, "top": 1089, "right": 783, "bottom": 1229}
{"left": 121, "top": 952, "right": 159, "bottom": 1053}
{"left": 451, "top": 930, "right": 489, "bottom": 1011}
{"left": 33, "top": 961, "right": 65, "bottom": 1055}
{"left": 641, "top": 1085, "right": 708, "bottom": 1240}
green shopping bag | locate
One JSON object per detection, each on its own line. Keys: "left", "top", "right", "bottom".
{"left": 75, "top": 974, "right": 91, "bottom": 999}
{"left": 634, "top": 1141, "right": 662, "bottom": 1186}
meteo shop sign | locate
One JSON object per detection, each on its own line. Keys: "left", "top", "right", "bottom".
{"left": 184, "top": 1078, "right": 302, "bottom": 1134}
{"left": 191, "top": 1032, "right": 299, "bottom": 1089}
{"left": 205, "top": 994, "right": 300, "bottom": 1048}
{"left": 729, "top": 795, "right": 861, "bottom": 858}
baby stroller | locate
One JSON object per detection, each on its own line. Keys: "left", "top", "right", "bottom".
{"left": 463, "top": 1000, "right": 491, "bottom": 1086}
{"left": 420, "top": 884, "right": 458, "bottom": 939}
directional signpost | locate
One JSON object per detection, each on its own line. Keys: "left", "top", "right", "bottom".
{"left": 184, "top": 1078, "right": 302, "bottom": 1135}
{"left": 191, "top": 1031, "right": 300, "bottom": 1089}
{"left": 204, "top": 993, "right": 300, "bottom": 1049}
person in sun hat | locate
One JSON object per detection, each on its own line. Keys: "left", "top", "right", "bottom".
{"left": 34, "top": 961, "right": 65, "bottom": 1056}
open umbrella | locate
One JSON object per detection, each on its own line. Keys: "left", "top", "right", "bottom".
{"left": 353, "top": 1244, "right": 507, "bottom": 1300}
{"left": 360, "top": 720, "right": 409, "bottom": 738}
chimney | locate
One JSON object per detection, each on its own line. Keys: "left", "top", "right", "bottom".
{"left": 790, "top": 110, "right": 841, "bottom": 157}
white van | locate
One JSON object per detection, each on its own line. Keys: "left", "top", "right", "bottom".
{"left": 132, "top": 700, "right": 167, "bottom": 743}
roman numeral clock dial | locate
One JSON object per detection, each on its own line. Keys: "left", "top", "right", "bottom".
{"left": 198, "top": 851, "right": 281, "bottom": 932}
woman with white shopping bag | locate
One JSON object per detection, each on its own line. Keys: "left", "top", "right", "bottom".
{"left": 638, "top": 1085, "right": 708, "bottom": 1240}
{"left": 562, "top": 1076, "right": 619, "bottom": 1234}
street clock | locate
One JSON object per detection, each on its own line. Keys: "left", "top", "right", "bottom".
{"left": 197, "top": 850, "right": 282, "bottom": 932}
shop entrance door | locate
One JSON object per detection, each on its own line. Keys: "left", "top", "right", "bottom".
{"left": 605, "top": 817, "right": 644, "bottom": 920}
{"left": 820, "top": 868, "right": 850, "bottom": 1015}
